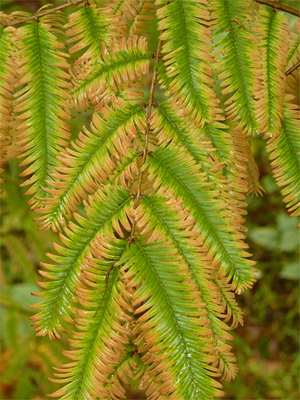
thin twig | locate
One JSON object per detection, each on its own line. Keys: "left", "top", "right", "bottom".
{"left": 285, "top": 60, "right": 300, "bottom": 76}
{"left": 253, "top": 0, "right": 300, "bottom": 17}
{"left": 94, "top": 264, "right": 115, "bottom": 317}
{"left": 130, "top": 39, "right": 163, "bottom": 239}
{"left": 2, "top": 0, "right": 86, "bottom": 28}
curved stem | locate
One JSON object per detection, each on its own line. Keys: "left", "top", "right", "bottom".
{"left": 253, "top": 0, "right": 300, "bottom": 17}
{"left": 130, "top": 39, "right": 162, "bottom": 238}
{"left": 1, "top": 0, "right": 86, "bottom": 27}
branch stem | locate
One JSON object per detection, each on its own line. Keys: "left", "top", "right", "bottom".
{"left": 253, "top": 0, "right": 300, "bottom": 17}
{"left": 2, "top": 0, "right": 86, "bottom": 27}
{"left": 130, "top": 40, "right": 163, "bottom": 238}
{"left": 285, "top": 60, "right": 300, "bottom": 76}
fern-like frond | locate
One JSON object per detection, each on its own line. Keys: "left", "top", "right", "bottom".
{"left": 0, "top": 21, "right": 15, "bottom": 189}
{"left": 254, "top": 9, "right": 289, "bottom": 137}
{"left": 49, "top": 237, "right": 132, "bottom": 400}
{"left": 136, "top": 194, "right": 243, "bottom": 382}
{"left": 35, "top": 101, "right": 145, "bottom": 232}
{"left": 150, "top": 101, "right": 231, "bottom": 165}
{"left": 146, "top": 144, "right": 255, "bottom": 291}
{"left": 13, "top": 13, "right": 72, "bottom": 208}
{"left": 155, "top": 0, "right": 219, "bottom": 126}
{"left": 229, "top": 126, "right": 264, "bottom": 196}
{"left": 65, "top": 2, "right": 117, "bottom": 65}
{"left": 266, "top": 100, "right": 300, "bottom": 218}
{"left": 119, "top": 239, "right": 224, "bottom": 400}
{"left": 210, "top": 0, "right": 261, "bottom": 135}
{"left": 128, "top": 0, "right": 155, "bottom": 36}
{"left": 30, "top": 184, "right": 132, "bottom": 339}
{"left": 71, "top": 36, "right": 150, "bottom": 111}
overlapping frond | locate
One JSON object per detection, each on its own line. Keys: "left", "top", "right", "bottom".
{"left": 229, "top": 126, "right": 265, "bottom": 196}
{"left": 13, "top": 12, "right": 72, "bottom": 208}
{"left": 30, "top": 184, "right": 133, "bottom": 339}
{"left": 35, "top": 101, "right": 145, "bottom": 232}
{"left": 128, "top": 0, "right": 155, "bottom": 36}
{"left": 119, "top": 239, "right": 224, "bottom": 400}
{"left": 210, "top": 0, "right": 261, "bottom": 135}
{"left": 155, "top": 0, "right": 219, "bottom": 126}
{"left": 266, "top": 100, "right": 300, "bottom": 218}
{"left": 146, "top": 144, "right": 256, "bottom": 291}
{"left": 150, "top": 101, "right": 231, "bottom": 165}
{"left": 71, "top": 35, "right": 150, "bottom": 111}
{"left": 135, "top": 194, "right": 243, "bottom": 382}
{"left": 254, "top": 9, "right": 290, "bottom": 137}
{"left": 0, "top": 16, "right": 15, "bottom": 190}
{"left": 48, "top": 237, "right": 132, "bottom": 400}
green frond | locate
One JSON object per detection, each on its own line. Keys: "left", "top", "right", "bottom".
{"left": 48, "top": 237, "right": 131, "bottom": 400}
{"left": 35, "top": 102, "right": 145, "bottom": 232}
{"left": 128, "top": 0, "right": 155, "bottom": 36}
{"left": 155, "top": 0, "right": 219, "bottom": 126}
{"left": 13, "top": 13, "right": 72, "bottom": 208}
{"left": 65, "top": 2, "right": 117, "bottom": 65}
{"left": 119, "top": 239, "right": 224, "bottom": 400}
{"left": 146, "top": 144, "right": 256, "bottom": 291}
{"left": 266, "top": 100, "right": 300, "bottom": 218}
{"left": 254, "top": 9, "right": 290, "bottom": 137}
{"left": 30, "top": 184, "right": 133, "bottom": 339}
{"left": 0, "top": 22, "right": 15, "bottom": 189}
{"left": 210, "top": 0, "right": 260, "bottom": 135}
{"left": 71, "top": 35, "right": 150, "bottom": 112}
{"left": 137, "top": 194, "right": 242, "bottom": 382}
{"left": 150, "top": 101, "right": 231, "bottom": 165}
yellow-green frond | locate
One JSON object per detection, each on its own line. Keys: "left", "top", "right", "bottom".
{"left": 150, "top": 101, "right": 231, "bottom": 165}
{"left": 71, "top": 36, "right": 150, "bottom": 111}
{"left": 35, "top": 101, "right": 145, "bottom": 232}
{"left": 155, "top": 0, "right": 219, "bottom": 126}
{"left": 13, "top": 13, "right": 72, "bottom": 208}
{"left": 48, "top": 237, "right": 131, "bottom": 400}
{"left": 210, "top": 0, "right": 261, "bottom": 135}
{"left": 30, "top": 184, "right": 132, "bottom": 339}
{"left": 119, "top": 239, "right": 225, "bottom": 400}
{"left": 266, "top": 100, "right": 300, "bottom": 218}
{"left": 254, "top": 9, "right": 290, "bottom": 137}
{"left": 65, "top": 2, "right": 118, "bottom": 65}
{"left": 146, "top": 144, "right": 256, "bottom": 291}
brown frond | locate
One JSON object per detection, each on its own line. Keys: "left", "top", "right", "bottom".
{"left": 286, "top": 20, "right": 300, "bottom": 97}
{"left": 128, "top": 0, "right": 155, "bottom": 36}
{"left": 0, "top": 17, "right": 16, "bottom": 191}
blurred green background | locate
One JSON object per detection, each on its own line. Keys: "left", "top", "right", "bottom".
{"left": 0, "top": 1, "right": 299, "bottom": 399}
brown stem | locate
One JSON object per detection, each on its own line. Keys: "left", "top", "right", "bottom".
{"left": 285, "top": 60, "right": 300, "bottom": 76}
{"left": 130, "top": 39, "right": 163, "bottom": 238}
{"left": 1, "top": 0, "right": 86, "bottom": 27}
{"left": 253, "top": 0, "right": 300, "bottom": 17}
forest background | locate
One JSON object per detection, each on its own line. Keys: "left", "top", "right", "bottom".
{"left": 0, "top": 0, "right": 299, "bottom": 399}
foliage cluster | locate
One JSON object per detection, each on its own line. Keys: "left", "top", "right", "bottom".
{"left": 0, "top": 0, "right": 299, "bottom": 399}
